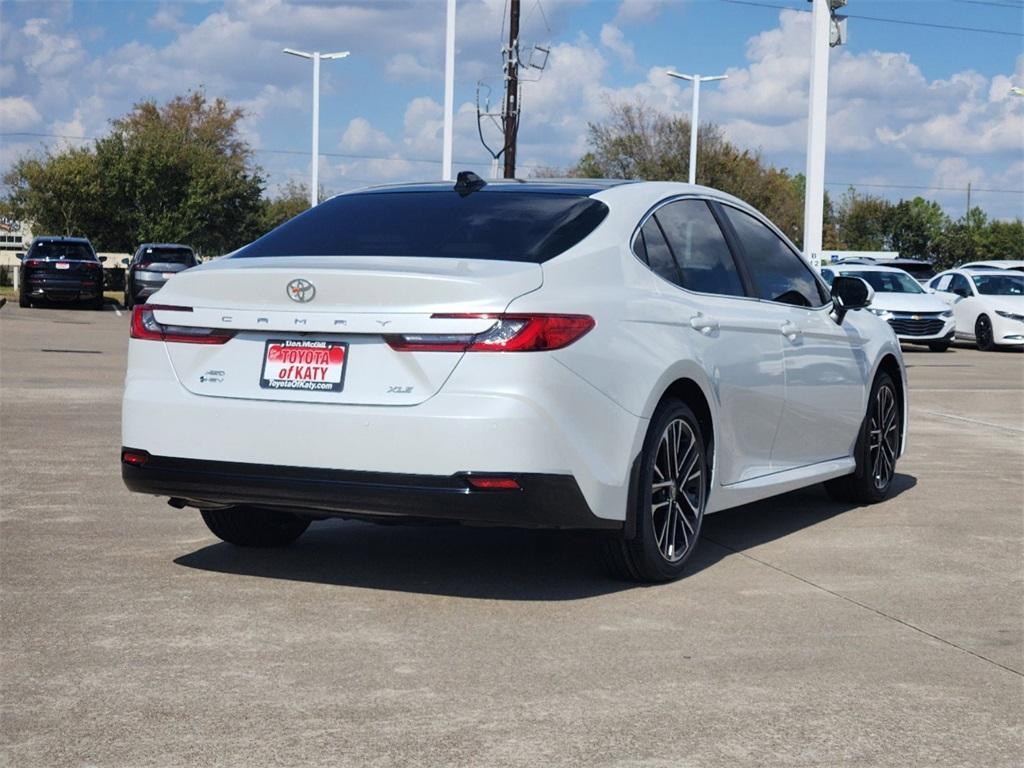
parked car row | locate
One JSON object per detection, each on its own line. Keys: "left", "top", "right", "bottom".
{"left": 16, "top": 236, "right": 197, "bottom": 310}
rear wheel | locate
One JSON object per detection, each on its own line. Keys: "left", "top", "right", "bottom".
{"left": 975, "top": 315, "right": 995, "bottom": 351}
{"left": 824, "top": 371, "right": 900, "bottom": 504}
{"left": 927, "top": 341, "right": 949, "bottom": 352}
{"left": 124, "top": 291, "right": 134, "bottom": 309}
{"left": 18, "top": 291, "right": 30, "bottom": 308}
{"left": 200, "top": 507, "right": 310, "bottom": 547}
{"left": 604, "top": 399, "right": 708, "bottom": 582}
{"left": 89, "top": 296, "right": 104, "bottom": 311}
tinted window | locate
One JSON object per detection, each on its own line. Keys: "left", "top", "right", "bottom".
{"left": 949, "top": 274, "right": 973, "bottom": 297}
{"left": 29, "top": 241, "right": 95, "bottom": 261}
{"left": 638, "top": 217, "right": 680, "bottom": 285}
{"left": 654, "top": 200, "right": 745, "bottom": 297}
{"left": 723, "top": 207, "right": 826, "bottom": 307}
{"left": 972, "top": 273, "right": 1024, "bottom": 296}
{"left": 137, "top": 247, "right": 194, "bottom": 267}
{"left": 820, "top": 268, "right": 835, "bottom": 285}
{"left": 931, "top": 274, "right": 952, "bottom": 291}
{"left": 233, "top": 191, "right": 609, "bottom": 263}
{"left": 896, "top": 262, "right": 934, "bottom": 281}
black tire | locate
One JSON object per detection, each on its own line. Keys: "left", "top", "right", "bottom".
{"left": 928, "top": 341, "right": 950, "bottom": 352}
{"left": 975, "top": 315, "right": 995, "bottom": 351}
{"left": 824, "top": 371, "right": 900, "bottom": 504}
{"left": 124, "top": 291, "right": 134, "bottom": 310}
{"left": 604, "top": 399, "right": 709, "bottom": 582}
{"left": 200, "top": 507, "right": 310, "bottom": 547}
{"left": 90, "top": 296, "right": 104, "bottom": 311}
{"left": 18, "top": 291, "right": 30, "bottom": 308}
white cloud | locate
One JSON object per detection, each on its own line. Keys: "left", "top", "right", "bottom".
{"left": 340, "top": 117, "right": 393, "bottom": 153}
{"left": 614, "top": 0, "right": 665, "bottom": 25}
{"left": 600, "top": 23, "right": 636, "bottom": 69}
{"left": 0, "top": 97, "right": 42, "bottom": 131}
{"left": 385, "top": 53, "right": 437, "bottom": 82}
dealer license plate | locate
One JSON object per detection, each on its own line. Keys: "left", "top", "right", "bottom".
{"left": 259, "top": 339, "right": 347, "bottom": 392}
{"left": 55, "top": 262, "right": 70, "bottom": 270}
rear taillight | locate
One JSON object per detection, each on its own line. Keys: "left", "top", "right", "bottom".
{"left": 385, "top": 313, "right": 595, "bottom": 353}
{"left": 121, "top": 449, "right": 150, "bottom": 466}
{"left": 130, "top": 305, "right": 235, "bottom": 345}
{"left": 25, "top": 259, "right": 43, "bottom": 267}
{"left": 465, "top": 476, "right": 521, "bottom": 490}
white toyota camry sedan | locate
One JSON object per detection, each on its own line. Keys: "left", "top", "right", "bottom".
{"left": 122, "top": 177, "right": 907, "bottom": 582}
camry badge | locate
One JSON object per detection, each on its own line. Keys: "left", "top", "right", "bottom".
{"left": 286, "top": 278, "right": 316, "bottom": 303}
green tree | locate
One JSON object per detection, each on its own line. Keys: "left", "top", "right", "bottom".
{"left": 834, "top": 189, "right": 893, "bottom": 250}
{"left": 887, "top": 197, "right": 948, "bottom": 259}
{"left": 261, "top": 180, "right": 313, "bottom": 233}
{"left": 564, "top": 103, "right": 807, "bottom": 243}
{"left": 2, "top": 92, "right": 265, "bottom": 255}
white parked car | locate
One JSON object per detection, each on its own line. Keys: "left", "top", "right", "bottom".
{"left": 958, "top": 260, "right": 1024, "bottom": 273}
{"left": 821, "top": 264, "right": 955, "bottom": 351}
{"left": 928, "top": 269, "right": 1024, "bottom": 350}
{"left": 122, "top": 177, "right": 907, "bottom": 582}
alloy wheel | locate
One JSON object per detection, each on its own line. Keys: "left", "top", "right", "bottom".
{"left": 976, "top": 315, "right": 993, "bottom": 350}
{"left": 868, "top": 384, "right": 898, "bottom": 490}
{"left": 650, "top": 418, "right": 706, "bottom": 562}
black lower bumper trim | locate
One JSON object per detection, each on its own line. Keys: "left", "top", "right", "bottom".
{"left": 121, "top": 450, "right": 619, "bottom": 531}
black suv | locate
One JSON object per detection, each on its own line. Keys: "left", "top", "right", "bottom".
{"left": 123, "top": 243, "right": 198, "bottom": 308}
{"left": 18, "top": 236, "right": 106, "bottom": 310}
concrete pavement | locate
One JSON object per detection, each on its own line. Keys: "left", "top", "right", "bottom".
{"left": 1, "top": 302, "right": 1021, "bottom": 767}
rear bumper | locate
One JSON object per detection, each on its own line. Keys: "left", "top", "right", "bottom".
{"left": 122, "top": 451, "right": 618, "bottom": 530}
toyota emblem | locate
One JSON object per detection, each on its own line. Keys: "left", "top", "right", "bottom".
{"left": 286, "top": 278, "right": 316, "bottom": 303}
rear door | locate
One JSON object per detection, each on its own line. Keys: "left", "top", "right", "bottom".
{"left": 641, "top": 198, "right": 785, "bottom": 484}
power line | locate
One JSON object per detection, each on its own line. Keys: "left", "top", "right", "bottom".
{"left": 719, "top": 0, "right": 1024, "bottom": 37}
{"left": 954, "top": 0, "right": 1024, "bottom": 9}
{"left": 826, "top": 181, "right": 1023, "bottom": 195}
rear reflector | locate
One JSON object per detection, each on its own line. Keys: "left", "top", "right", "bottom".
{"left": 121, "top": 449, "right": 150, "bottom": 467}
{"left": 386, "top": 313, "right": 595, "bottom": 353}
{"left": 130, "top": 304, "right": 235, "bottom": 345}
{"left": 466, "top": 476, "right": 521, "bottom": 490}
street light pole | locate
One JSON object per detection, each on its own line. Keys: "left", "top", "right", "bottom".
{"left": 283, "top": 47, "right": 350, "bottom": 207}
{"left": 442, "top": 0, "right": 456, "bottom": 181}
{"left": 666, "top": 71, "right": 728, "bottom": 185}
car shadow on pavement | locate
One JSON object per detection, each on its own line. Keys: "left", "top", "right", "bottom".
{"left": 174, "top": 473, "right": 917, "bottom": 601}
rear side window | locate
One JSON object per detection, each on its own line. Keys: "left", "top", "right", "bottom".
{"left": 637, "top": 217, "right": 680, "bottom": 285}
{"left": 29, "top": 241, "right": 96, "bottom": 261}
{"left": 654, "top": 200, "right": 745, "bottom": 298}
{"left": 723, "top": 207, "right": 827, "bottom": 307}
{"left": 233, "top": 191, "right": 609, "bottom": 263}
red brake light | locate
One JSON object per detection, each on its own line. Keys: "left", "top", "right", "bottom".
{"left": 466, "top": 476, "right": 521, "bottom": 490}
{"left": 130, "top": 304, "right": 235, "bottom": 345}
{"left": 386, "top": 314, "right": 595, "bottom": 353}
{"left": 121, "top": 449, "right": 150, "bottom": 466}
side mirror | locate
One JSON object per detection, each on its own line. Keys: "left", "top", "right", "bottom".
{"left": 831, "top": 276, "right": 874, "bottom": 324}
{"left": 15, "top": 253, "right": 24, "bottom": 261}
{"left": 120, "top": 258, "right": 129, "bottom": 266}
{"left": 953, "top": 288, "right": 970, "bottom": 299}
{"left": 98, "top": 256, "right": 108, "bottom": 263}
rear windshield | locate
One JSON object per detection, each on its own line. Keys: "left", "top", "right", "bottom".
{"left": 138, "top": 247, "right": 194, "bottom": 267}
{"left": 232, "top": 191, "right": 609, "bottom": 263}
{"left": 896, "top": 262, "right": 935, "bottom": 280}
{"left": 29, "top": 241, "right": 95, "bottom": 260}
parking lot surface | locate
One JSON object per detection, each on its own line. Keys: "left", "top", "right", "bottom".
{"left": 2, "top": 303, "right": 1022, "bottom": 767}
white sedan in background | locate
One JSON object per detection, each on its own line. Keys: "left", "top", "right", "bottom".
{"left": 928, "top": 269, "right": 1024, "bottom": 350}
{"left": 821, "top": 264, "right": 955, "bottom": 351}
{"left": 959, "top": 260, "right": 1024, "bottom": 272}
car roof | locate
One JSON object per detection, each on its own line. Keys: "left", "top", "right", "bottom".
{"left": 828, "top": 264, "right": 910, "bottom": 274}
{"left": 345, "top": 178, "right": 641, "bottom": 197}
{"left": 33, "top": 236, "right": 92, "bottom": 244}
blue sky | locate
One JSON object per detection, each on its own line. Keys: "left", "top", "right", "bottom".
{"left": 1, "top": 0, "right": 1022, "bottom": 219}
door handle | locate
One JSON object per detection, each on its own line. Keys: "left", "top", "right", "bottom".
{"left": 780, "top": 320, "right": 801, "bottom": 341}
{"left": 689, "top": 313, "right": 719, "bottom": 335}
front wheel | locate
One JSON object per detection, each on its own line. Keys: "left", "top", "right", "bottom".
{"left": 604, "top": 399, "right": 708, "bottom": 582}
{"left": 927, "top": 341, "right": 950, "bottom": 352}
{"left": 200, "top": 507, "right": 310, "bottom": 547}
{"left": 824, "top": 371, "right": 900, "bottom": 504}
{"left": 975, "top": 315, "right": 995, "bottom": 351}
